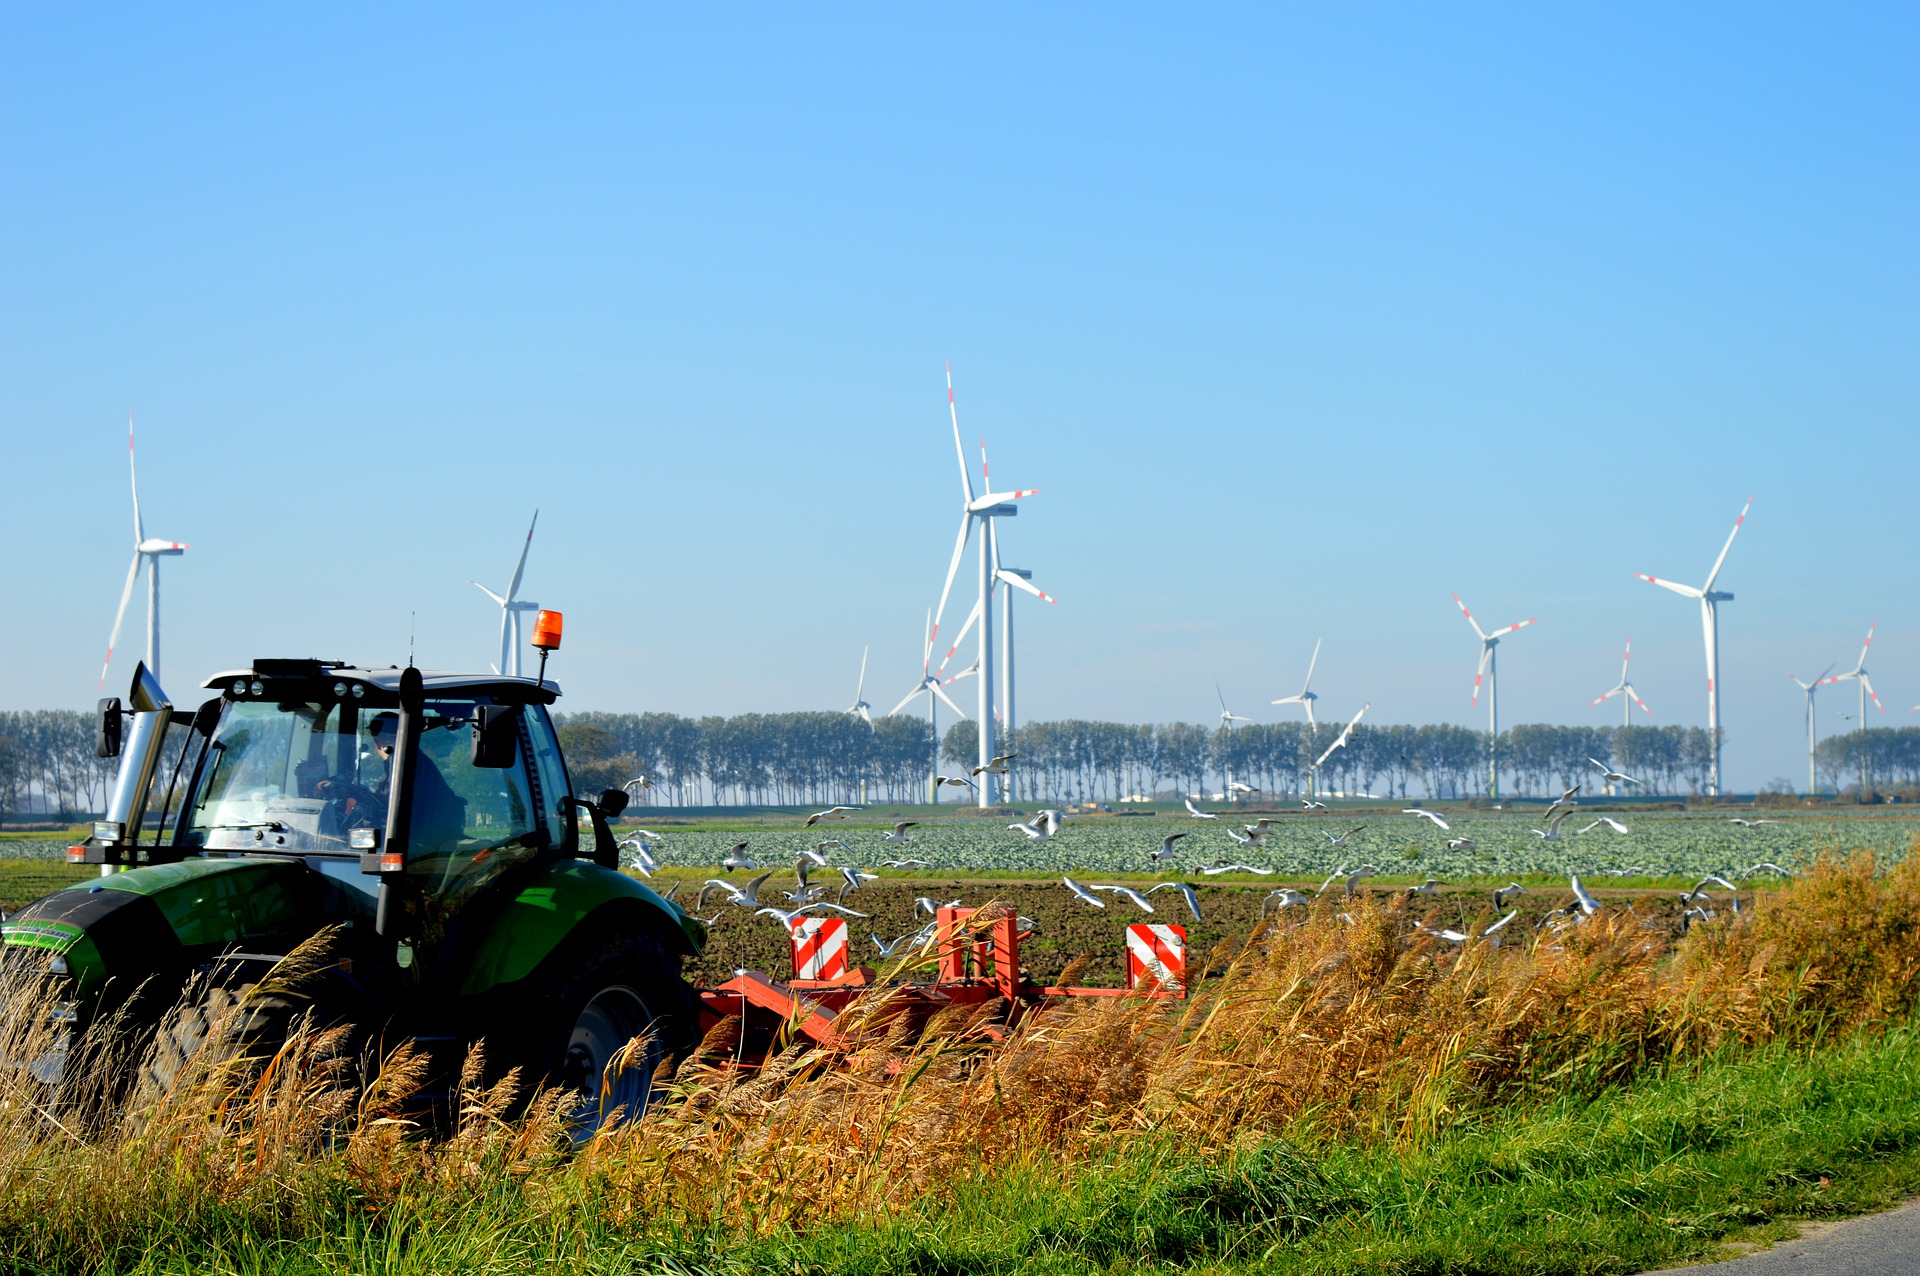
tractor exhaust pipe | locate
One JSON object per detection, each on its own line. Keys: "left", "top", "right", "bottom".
{"left": 97, "top": 662, "right": 173, "bottom": 874}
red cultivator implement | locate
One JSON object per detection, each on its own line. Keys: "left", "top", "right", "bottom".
{"left": 696, "top": 906, "right": 1186, "bottom": 1059}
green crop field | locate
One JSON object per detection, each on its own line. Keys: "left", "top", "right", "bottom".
{"left": 607, "top": 804, "right": 1920, "bottom": 880}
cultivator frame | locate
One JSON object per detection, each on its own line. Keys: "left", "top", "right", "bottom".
{"left": 695, "top": 906, "right": 1184, "bottom": 1057}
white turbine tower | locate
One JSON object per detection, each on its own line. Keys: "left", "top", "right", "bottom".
{"left": 1215, "top": 681, "right": 1252, "bottom": 804}
{"left": 927, "top": 365, "right": 1037, "bottom": 807}
{"left": 1589, "top": 639, "right": 1652, "bottom": 728}
{"left": 887, "top": 609, "right": 969, "bottom": 803}
{"left": 1636, "top": 496, "right": 1752, "bottom": 797}
{"left": 470, "top": 511, "right": 540, "bottom": 677}
{"left": 100, "top": 420, "right": 188, "bottom": 688}
{"left": 1824, "top": 623, "right": 1886, "bottom": 789}
{"left": 1453, "top": 593, "right": 1538, "bottom": 801}
{"left": 1786, "top": 664, "right": 1836, "bottom": 797}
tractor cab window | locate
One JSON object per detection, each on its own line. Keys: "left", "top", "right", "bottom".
{"left": 181, "top": 698, "right": 541, "bottom": 880}
{"left": 524, "top": 706, "right": 572, "bottom": 852}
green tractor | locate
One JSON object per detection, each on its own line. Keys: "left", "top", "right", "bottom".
{"left": 2, "top": 641, "right": 704, "bottom": 1135}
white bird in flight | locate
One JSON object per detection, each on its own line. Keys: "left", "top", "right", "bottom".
{"left": 1588, "top": 758, "right": 1640, "bottom": 787}
{"left": 1148, "top": 882, "right": 1202, "bottom": 921}
{"left": 883, "top": 821, "right": 919, "bottom": 843}
{"left": 1578, "top": 817, "right": 1629, "bottom": 834}
{"left": 1093, "top": 884, "right": 1156, "bottom": 913}
{"left": 1184, "top": 797, "right": 1218, "bottom": 820}
{"left": 1403, "top": 808, "right": 1450, "bottom": 830}
{"left": 1151, "top": 833, "right": 1188, "bottom": 860}
{"left": 805, "top": 806, "right": 860, "bottom": 827}
{"left": 1062, "top": 876, "right": 1107, "bottom": 909}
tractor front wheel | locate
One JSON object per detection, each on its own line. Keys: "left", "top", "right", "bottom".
{"left": 504, "top": 922, "right": 697, "bottom": 1141}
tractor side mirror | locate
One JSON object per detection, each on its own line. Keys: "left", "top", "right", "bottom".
{"left": 96, "top": 698, "right": 123, "bottom": 758}
{"left": 599, "top": 788, "right": 630, "bottom": 818}
{"left": 472, "top": 705, "right": 519, "bottom": 768}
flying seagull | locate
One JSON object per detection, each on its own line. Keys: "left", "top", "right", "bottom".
{"left": 1062, "top": 876, "right": 1107, "bottom": 909}
{"left": 1147, "top": 882, "right": 1202, "bottom": 921}
{"left": 1184, "top": 797, "right": 1218, "bottom": 820}
{"left": 1403, "top": 808, "right": 1450, "bottom": 830}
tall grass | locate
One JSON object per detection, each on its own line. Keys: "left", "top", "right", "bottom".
{"left": 3, "top": 847, "right": 1920, "bottom": 1272}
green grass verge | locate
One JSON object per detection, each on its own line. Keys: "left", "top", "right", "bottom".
{"left": 18, "top": 1018, "right": 1920, "bottom": 1275}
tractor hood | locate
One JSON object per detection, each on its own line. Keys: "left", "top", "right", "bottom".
{"left": 1, "top": 856, "right": 338, "bottom": 1002}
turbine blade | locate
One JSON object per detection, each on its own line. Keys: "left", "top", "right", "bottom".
{"left": 922, "top": 607, "right": 934, "bottom": 671}
{"left": 1471, "top": 646, "right": 1491, "bottom": 707}
{"left": 1628, "top": 685, "right": 1652, "bottom": 715}
{"left": 886, "top": 686, "right": 925, "bottom": 718}
{"left": 1453, "top": 593, "right": 1488, "bottom": 641}
{"left": 1620, "top": 638, "right": 1633, "bottom": 680}
{"left": 1638, "top": 573, "right": 1704, "bottom": 599}
{"left": 100, "top": 553, "right": 142, "bottom": 688}
{"left": 855, "top": 645, "right": 869, "bottom": 700}
{"left": 930, "top": 514, "right": 974, "bottom": 645}
{"left": 998, "top": 570, "right": 1056, "bottom": 603}
{"left": 1701, "top": 495, "right": 1753, "bottom": 592}
{"left": 505, "top": 510, "right": 538, "bottom": 603}
{"left": 469, "top": 579, "right": 507, "bottom": 606}
{"left": 935, "top": 597, "right": 983, "bottom": 675}
{"left": 1590, "top": 686, "right": 1621, "bottom": 707}
{"left": 946, "top": 362, "right": 976, "bottom": 504}
{"left": 1302, "top": 638, "right": 1321, "bottom": 693}
{"left": 127, "top": 416, "right": 144, "bottom": 545}
{"left": 1863, "top": 674, "right": 1885, "bottom": 713}
{"left": 1486, "top": 617, "right": 1538, "bottom": 640}
{"left": 1852, "top": 622, "right": 1875, "bottom": 675}
{"left": 931, "top": 680, "right": 969, "bottom": 719}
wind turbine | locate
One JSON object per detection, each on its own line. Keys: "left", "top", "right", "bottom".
{"left": 1823, "top": 623, "right": 1886, "bottom": 789}
{"left": 930, "top": 435, "right": 1058, "bottom": 802}
{"left": 1270, "top": 639, "right": 1321, "bottom": 727}
{"left": 845, "top": 646, "right": 873, "bottom": 722}
{"left": 887, "top": 609, "right": 969, "bottom": 803}
{"left": 1637, "top": 496, "right": 1752, "bottom": 797}
{"left": 1589, "top": 639, "right": 1652, "bottom": 728}
{"left": 100, "top": 419, "right": 189, "bottom": 688}
{"left": 1786, "top": 664, "right": 1835, "bottom": 797}
{"left": 470, "top": 511, "right": 540, "bottom": 677}
{"left": 1453, "top": 594, "right": 1537, "bottom": 801}
{"left": 1215, "top": 681, "right": 1252, "bottom": 804}
{"left": 927, "top": 365, "right": 1037, "bottom": 807}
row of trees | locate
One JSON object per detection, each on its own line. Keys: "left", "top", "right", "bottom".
{"left": 0, "top": 711, "right": 118, "bottom": 822}
{"left": 1814, "top": 728, "right": 1920, "bottom": 793}
{"left": 7, "top": 706, "right": 1912, "bottom": 820}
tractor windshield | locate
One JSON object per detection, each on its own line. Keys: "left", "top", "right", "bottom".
{"left": 180, "top": 699, "right": 543, "bottom": 877}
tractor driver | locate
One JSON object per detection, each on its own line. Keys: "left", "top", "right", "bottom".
{"left": 317, "top": 713, "right": 467, "bottom": 856}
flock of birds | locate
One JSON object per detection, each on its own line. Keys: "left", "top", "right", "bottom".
{"left": 614, "top": 751, "right": 1801, "bottom": 961}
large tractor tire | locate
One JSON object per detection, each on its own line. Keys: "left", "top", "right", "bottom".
{"left": 500, "top": 919, "right": 700, "bottom": 1141}
{"left": 136, "top": 980, "right": 318, "bottom": 1100}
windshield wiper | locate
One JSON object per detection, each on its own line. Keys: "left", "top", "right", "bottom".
{"left": 206, "top": 820, "right": 287, "bottom": 832}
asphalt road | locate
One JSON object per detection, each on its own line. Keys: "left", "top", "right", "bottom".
{"left": 1654, "top": 1199, "right": 1920, "bottom": 1273}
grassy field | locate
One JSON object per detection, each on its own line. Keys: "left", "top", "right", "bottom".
{"left": 7, "top": 849, "right": 1920, "bottom": 1272}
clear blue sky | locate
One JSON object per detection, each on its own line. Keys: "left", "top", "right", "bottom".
{"left": 2, "top": 5, "right": 1914, "bottom": 790}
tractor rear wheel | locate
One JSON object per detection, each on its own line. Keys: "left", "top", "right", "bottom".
{"left": 503, "top": 921, "right": 698, "bottom": 1141}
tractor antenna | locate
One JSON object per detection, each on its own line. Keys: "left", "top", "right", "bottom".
{"left": 408, "top": 613, "right": 416, "bottom": 668}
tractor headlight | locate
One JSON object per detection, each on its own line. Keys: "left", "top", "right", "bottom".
{"left": 47, "top": 954, "right": 67, "bottom": 976}
{"left": 231, "top": 679, "right": 247, "bottom": 696}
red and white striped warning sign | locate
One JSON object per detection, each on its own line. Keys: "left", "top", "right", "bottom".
{"left": 790, "top": 916, "right": 849, "bottom": 981}
{"left": 1125, "top": 923, "right": 1186, "bottom": 991}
